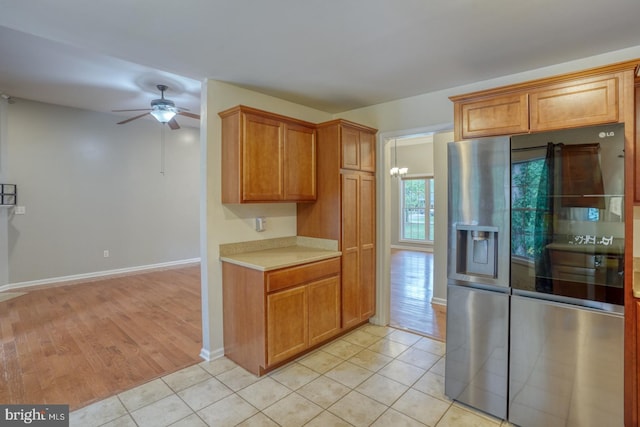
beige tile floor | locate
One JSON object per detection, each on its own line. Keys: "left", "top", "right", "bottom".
{"left": 70, "top": 324, "right": 512, "bottom": 427}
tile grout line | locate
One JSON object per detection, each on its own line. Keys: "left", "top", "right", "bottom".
{"left": 83, "top": 325, "right": 476, "bottom": 427}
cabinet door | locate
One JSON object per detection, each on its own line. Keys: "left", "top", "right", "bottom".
{"left": 267, "top": 286, "right": 308, "bottom": 365}
{"left": 635, "top": 301, "right": 640, "bottom": 425}
{"left": 243, "top": 113, "right": 284, "bottom": 201}
{"left": 359, "top": 131, "right": 376, "bottom": 172}
{"left": 341, "top": 173, "right": 360, "bottom": 329}
{"left": 460, "top": 94, "right": 529, "bottom": 139}
{"left": 308, "top": 276, "right": 341, "bottom": 346}
{"left": 341, "top": 125, "right": 360, "bottom": 170}
{"left": 530, "top": 76, "right": 619, "bottom": 132}
{"left": 636, "top": 83, "right": 640, "bottom": 203}
{"left": 359, "top": 175, "right": 376, "bottom": 320}
{"left": 284, "top": 123, "right": 316, "bottom": 201}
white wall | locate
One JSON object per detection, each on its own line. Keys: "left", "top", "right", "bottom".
{"left": 432, "top": 131, "right": 453, "bottom": 303}
{"left": 338, "top": 45, "right": 640, "bottom": 132}
{"left": 4, "top": 99, "right": 200, "bottom": 285}
{"left": 0, "top": 99, "right": 9, "bottom": 286}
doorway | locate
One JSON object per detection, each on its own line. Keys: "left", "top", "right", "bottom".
{"left": 378, "top": 129, "right": 452, "bottom": 341}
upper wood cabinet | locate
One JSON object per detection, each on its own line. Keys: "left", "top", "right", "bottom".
{"left": 451, "top": 66, "right": 635, "bottom": 141}
{"left": 635, "top": 80, "right": 640, "bottom": 203}
{"left": 458, "top": 93, "right": 529, "bottom": 139}
{"left": 340, "top": 122, "right": 376, "bottom": 172}
{"left": 219, "top": 105, "right": 317, "bottom": 203}
{"left": 529, "top": 75, "right": 619, "bottom": 131}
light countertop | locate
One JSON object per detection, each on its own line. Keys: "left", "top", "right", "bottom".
{"left": 219, "top": 237, "right": 340, "bottom": 271}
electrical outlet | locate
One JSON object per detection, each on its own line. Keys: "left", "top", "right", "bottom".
{"left": 14, "top": 206, "right": 26, "bottom": 215}
{"left": 103, "top": 250, "right": 109, "bottom": 258}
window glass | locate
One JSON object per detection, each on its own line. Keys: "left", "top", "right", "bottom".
{"left": 511, "top": 158, "right": 544, "bottom": 258}
{"left": 401, "top": 177, "right": 434, "bottom": 243}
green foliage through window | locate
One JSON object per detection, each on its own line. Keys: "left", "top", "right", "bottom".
{"left": 401, "top": 178, "right": 434, "bottom": 242}
{"left": 511, "top": 159, "right": 544, "bottom": 258}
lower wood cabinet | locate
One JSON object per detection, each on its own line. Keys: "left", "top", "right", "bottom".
{"left": 222, "top": 257, "right": 341, "bottom": 375}
{"left": 267, "top": 285, "right": 308, "bottom": 365}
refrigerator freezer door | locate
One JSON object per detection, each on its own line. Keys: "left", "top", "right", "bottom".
{"left": 445, "top": 284, "right": 509, "bottom": 419}
{"left": 509, "top": 295, "right": 623, "bottom": 427}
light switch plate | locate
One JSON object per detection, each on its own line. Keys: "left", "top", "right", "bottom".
{"left": 14, "top": 206, "right": 26, "bottom": 215}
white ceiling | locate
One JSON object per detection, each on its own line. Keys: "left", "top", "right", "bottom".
{"left": 0, "top": 0, "right": 639, "bottom": 123}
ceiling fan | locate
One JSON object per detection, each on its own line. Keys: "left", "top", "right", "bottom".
{"left": 113, "top": 84, "right": 200, "bottom": 130}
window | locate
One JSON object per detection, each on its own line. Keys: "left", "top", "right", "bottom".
{"left": 400, "top": 177, "right": 434, "bottom": 242}
{"left": 511, "top": 158, "right": 544, "bottom": 259}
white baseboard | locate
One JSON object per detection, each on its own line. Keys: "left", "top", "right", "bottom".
{"left": 1, "top": 258, "right": 201, "bottom": 292}
{"left": 431, "top": 297, "right": 447, "bottom": 306}
{"left": 390, "top": 244, "right": 433, "bottom": 253}
{"left": 200, "top": 346, "right": 225, "bottom": 362}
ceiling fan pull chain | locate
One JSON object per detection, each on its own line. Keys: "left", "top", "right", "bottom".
{"left": 160, "top": 125, "right": 166, "bottom": 175}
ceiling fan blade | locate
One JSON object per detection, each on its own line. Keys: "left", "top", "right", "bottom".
{"left": 167, "top": 118, "right": 180, "bottom": 130}
{"left": 178, "top": 111, "right": 201, "bottom": 120}
{"left": 112, "top": 108, "right": 151, "bottom": 112}
{"left": 117, "top": 112, "right": 150, "bottom": 125}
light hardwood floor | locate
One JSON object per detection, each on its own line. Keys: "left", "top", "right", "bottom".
{"left": 390, "top": 249, "right": 446, "bottom": 341}
{"left": 1, "top": 255, "right": 444, "bottom": 412}
{"left": 0, "top": 265, "right": 202, "bottom": 411}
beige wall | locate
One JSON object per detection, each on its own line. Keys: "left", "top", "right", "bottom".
{"left": 200, "top": 80, "right": 332, "bottom": 356}
{"left": 4, "top": 99, "right": 200, "bottom": 285}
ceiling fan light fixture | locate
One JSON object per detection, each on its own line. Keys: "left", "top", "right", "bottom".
{"left": 150, "top": 104, "right": 177, "bottom": 123}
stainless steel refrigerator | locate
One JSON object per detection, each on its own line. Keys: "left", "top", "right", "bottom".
{"left": 445, "top": 124, "right": 624, "bottom": 426}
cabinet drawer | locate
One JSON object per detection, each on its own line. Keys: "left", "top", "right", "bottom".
{"left": 267, "top": 258, "right": 340, "bottom": 293}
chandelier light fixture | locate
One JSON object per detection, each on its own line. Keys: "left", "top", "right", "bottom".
{"left": 390, "top": 139, "right": 408, "bottom": 177}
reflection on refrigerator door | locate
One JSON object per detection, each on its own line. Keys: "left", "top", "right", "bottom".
{"left": 445, "top": 285, "right": 509, "bottom": 419}
{"left": 509, "top": 296, "right": 623, "bottom": 427}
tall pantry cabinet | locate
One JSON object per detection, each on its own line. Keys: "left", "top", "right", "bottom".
{"left": 297, "top": 119, "right": 378, "bottom": 329}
